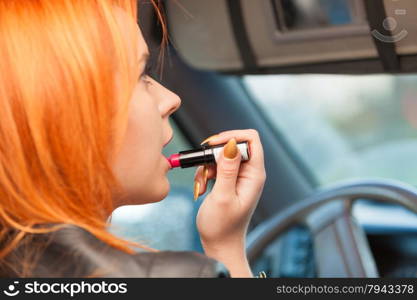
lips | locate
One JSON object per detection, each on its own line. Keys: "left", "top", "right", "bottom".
{"left": 162, "top": 132, "right": 174, "bottom": 170}
{"left": 163, "top": 133, "right": 173, "bottom": 148}
{"left": 163, "top": 154, "right": 172, "bottom": 170}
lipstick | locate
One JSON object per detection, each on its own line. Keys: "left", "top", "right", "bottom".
{"left": 167, "top": 141, "right": 250, "bottom": 169}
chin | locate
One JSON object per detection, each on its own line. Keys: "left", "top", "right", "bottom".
{"left": 114, "top": 172, "right": 171, "bottom": 206}
{"left": 139, "top": 175, "right": 170, "bottom": 204}
{"left": 154, "top": 176, "right": 171, "bottom": 202}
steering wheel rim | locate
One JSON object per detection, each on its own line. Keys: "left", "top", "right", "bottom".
{"left": 247, "top": 179, "right": 417, "bottom": 277}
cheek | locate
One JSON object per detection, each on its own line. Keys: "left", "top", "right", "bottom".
{"left": 119, "top": 153, "right": 170, "bottom": 205}
{"left": 112, "top": 89, "right": 169, "bottom": 204}
{"left": 148, "top": 172, "right": 170, "bottom": 202}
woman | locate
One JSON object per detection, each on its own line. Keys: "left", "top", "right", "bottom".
{"left": 0, "top": 0, "right": 266, "bottom": 277}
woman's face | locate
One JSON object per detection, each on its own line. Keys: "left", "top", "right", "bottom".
{"left": 111, "top": 10, "right": 181, "bottom": 207}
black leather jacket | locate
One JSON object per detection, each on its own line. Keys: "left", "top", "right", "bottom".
{"left": 0, "top": 225, "right": 230, "bottom": 278}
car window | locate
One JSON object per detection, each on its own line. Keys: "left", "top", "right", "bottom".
{"left": 243, "top": 74, "right": 417, "bottom": 186}
{"left": 110, "top": 119, "right": 200, "bottom": 251}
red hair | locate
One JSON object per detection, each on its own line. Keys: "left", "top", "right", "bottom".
{"left": 0, "top": 0, "right": 166, "bottom": 269}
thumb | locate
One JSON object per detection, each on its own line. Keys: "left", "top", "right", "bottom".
{"left": 212, "top": 138, "right": 242, "bottom": 195}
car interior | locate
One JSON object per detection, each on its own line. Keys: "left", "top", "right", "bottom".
{"left": 110, "top": 0, "right": 417, "bottom": 277}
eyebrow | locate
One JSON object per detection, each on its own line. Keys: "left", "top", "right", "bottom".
{"left": 137, "top": 53, "right": 150, "bottom": 78}
{"left": 138, "top": 53, "right": 150, "bottom": 66}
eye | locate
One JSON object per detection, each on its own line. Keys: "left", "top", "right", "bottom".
{"left": 140, "top": 59, "right": 156, "bottom": 85}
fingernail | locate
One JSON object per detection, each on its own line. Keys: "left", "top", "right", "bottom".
{"left": 193, "top": 181, "right": 200, "bottom": 201}
{"left": 200, "top": 134, "right": 219, "bottom": 145}
{"left": 223, "top": 138, "right": 238, "bottom": 159}
{"left": 203, "top": 166, "right": 208, "bottom": 185}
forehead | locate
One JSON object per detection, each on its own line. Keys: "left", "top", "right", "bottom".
{"left": 113, "top": 6, "right": 149, "bottom": 60}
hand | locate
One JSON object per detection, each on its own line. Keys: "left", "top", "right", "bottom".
{"left": 194, "top": 129, "right": 266, "bottom": 273}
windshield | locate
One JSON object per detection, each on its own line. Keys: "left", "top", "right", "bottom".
{"left": 244, "top": 74, "right": 417, "bottom": 186}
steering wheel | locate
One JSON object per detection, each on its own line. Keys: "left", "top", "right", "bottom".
{"left": 246, "top": 179, "right": 417, "bottom": 277}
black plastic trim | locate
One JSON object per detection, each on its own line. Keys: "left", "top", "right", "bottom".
{"left": 361, "top": 0, "right": 400, "bottom": 72}
{"left": 226, "top": 0, "right": 258, "bottom": 72}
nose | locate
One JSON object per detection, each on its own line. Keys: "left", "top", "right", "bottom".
{"left": 163, "top": 91, "right": 181, "bottom": 118}
{"left": 153, "top": 79, "right": 181, "bottom": 118}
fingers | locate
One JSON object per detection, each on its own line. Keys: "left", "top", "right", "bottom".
{"left": 203, "top": 129, "right": 265, "bottom": 167}
{"left": 194, "top": 129, "right": 265, "bottom": 200}
{"left": 210, "top": 138, "right": 242, "bottom": 196}
{"left": 194, "top": 164, "right": 216, "bottom": 200}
